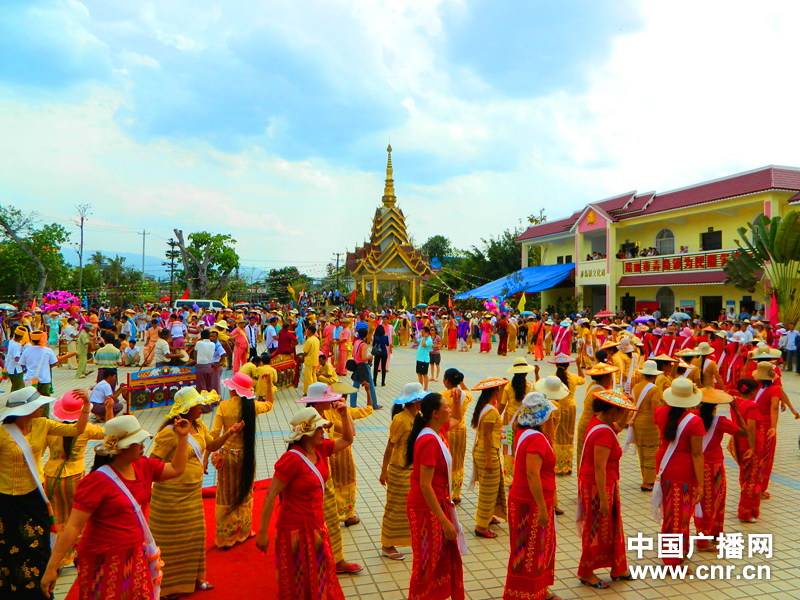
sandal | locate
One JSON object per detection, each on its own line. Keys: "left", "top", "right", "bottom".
{"left": 554, "top": 508, "right": 564, "bottom": 516}
{"left": 761, "top": 492, "right": 771, "bottom": 499}
{"left": 195, "top": 581, "right": 215, "bottom": 591}
{"left": 343, "top": 517, "right": 361, "bottom": 527}
{"left": 336, "top": 562, "right": 364, "bottom": 574}
{"left": 381, "top": 552, "right": 405, "bottom": 561}
{"left": 490, "top": 517, "right": 501, "bottom": 525}
{"left": 611, "top": 572, "right": 635, "bottom": 580}
{"left": 474, "top": 529, "right": 497, "bottom": 539}
{"left": 579, "top": 578, "right": 609, "bottom": 589}
{"left": 641, "top": 485, "right": 654, "bottom": 492}
{"left": 452, "top": 497, "right": 461, "bottom": 505}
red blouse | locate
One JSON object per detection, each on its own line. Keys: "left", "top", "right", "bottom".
{"left": 734, "top": 398, "right": 759, "bottom": 455}
{"left": 578, "top": 416, "right": 622, "bottom": 483}
{"left": 510, "top": 429, "right": 556, "bottom": 499}
{"left": 691, "top": 412, "right": 739, "bottom": 463}
{"left": 755, "top": 384, "right": 782, "bottom": 427}
{"left": 72, "top": 457, "right": 165, "bottom": 554}
{"left": 655, "top": 407, "right": 705, "bottom": 484}
{"left": 408, "top": 423, "right": 452, "bottom": 506}
{"left": 273, "top": 439, "right": 335, "bottom": 530}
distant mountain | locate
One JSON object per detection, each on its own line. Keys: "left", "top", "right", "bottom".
{"left": 61, "top": 249, "right": 167, "bottom": 278}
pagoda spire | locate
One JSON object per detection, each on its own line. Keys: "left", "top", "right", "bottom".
{"left": 381, "top": 144, "right": 396, "bottom": 206}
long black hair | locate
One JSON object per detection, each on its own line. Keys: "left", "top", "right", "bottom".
{"left": 391, "top": 403, "right": 406, "bottom": 419}
{"left": 90, "top": 453, "right": 114, "bottom": 472}
{"left": 406, "top": 393, "right": 443, "bottom": 467}
{"left": 555, "top": 363, "right": 569, "bottom": 388}
{"left": 699, "top": 402, "right": 716, "bottom": 431}
{"left": 511, "top": 373, "right": 528, "bottom": 403}
{"left": 663, "top": 406, "right": 687, "bottom": 442}
{"left": 233, "top": 395, "right": 257, "bottom": 508}
{"left": 471, "top": 388, "right": 496, "bottom": 429}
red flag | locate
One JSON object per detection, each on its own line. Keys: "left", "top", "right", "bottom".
{"left": 181, "top": 288, "right": 190, "bottom": 300}
{"left": 770, "top": 291, "right": 779, "bottom": 324}
{"left": 30, "top": 296, "right": 37, "bottom": 311}
{"left": 350, "top": 288, "right": 357, "bottom": 304}
{"left": 448, "top": 295, "right": 453, "bottom": 309}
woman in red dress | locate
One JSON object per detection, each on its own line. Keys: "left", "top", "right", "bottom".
{"left": 731, "top": 378, "right": 761, "bottom": 521}
{"left": 576, "top": 389, "right": 636, "bottom": 588}
{"left": 41, "top": 415, "right": 191, "bottom": 600}
{"left": 406, "top": 391, "right": 465, "bottom": 600}
{"left": 504, "top": 392, "right": 561, "bottom": 600}
{"left": 447, "top": 315, "right": 458, "bottom": 351}
{"left": 653, "top": 378, "right": 705, "bottom": 567}
{"left": 692, "top": 388, "right": 748, "bottom": 552}
{"left": 255, "top": 402, "right": 354, "bottom": 600}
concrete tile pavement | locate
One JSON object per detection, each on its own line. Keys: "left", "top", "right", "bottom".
{"left": 24, "top": 340, "right": 800, "bottom": 600}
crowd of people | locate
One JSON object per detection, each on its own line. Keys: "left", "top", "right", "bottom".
{"left": 0, "top": 297, "right": 797, "bottom": 600}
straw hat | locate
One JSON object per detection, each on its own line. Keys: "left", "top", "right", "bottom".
{"left": 730, "top": 332, "right": 746, "bottom": 343}
{"left": 330, "top": 382, "right": 358, "bottom": 395}
{"left": 507, "top": 357, "right": 535, "bottom": 374}
{"left": 702, "top": 326, "right": 717, "bottom": 332}
{"left": 600, "top": 339, "right": 619, "bottom": 350}
{"left": 393, "top": 382, "right": 427, "bottom": 405}
{"left": 96, "top": 415, "right": 152, "bottom": 456}
{"left": 638, "top": 360, "right": 663, "bottom": 377}
{"left": 753, "top": 362, "right": 778, "bottom": 381}
{"left": 663, "top": 378, "right": 702, "bottom": 408}
{"left": 749, "top": 343, "right": 781, "bottom": 359}
{"left": 167, "top": 388, "right": 219, "bottom": 419}
{"left": 516, "top": 392, "right": 556, "bottom": 428}
{"left": 297, "top": 382, "right": 341, "bottom": 404}
{"left": 675, "top": 348, "right": 701, "bottom": 358}
{"left": 472, "top": 377, "right": 510, "bottom": 391}
{"left": 214, "top": 321, "right": 228, "bottom": 330}
{"left": 222, "top": 372, "right": 255, "bottom": 398}
{"left": 617, "top": 338, "right": 635, "bottom": 353}
{"left": 631, "top": 336, "right": 644, "bottom": 346}
{"left": 592, "top": 390, "right": 637, "bottom": 411}
{"left": 560, "top": 319, "right": 571, "bottom": 327}
{"left": 701, "top": 388, "right": 733, "bottom": 405}
{"left": 548, "top": 353, "right": 576, "bottom": 365}
{"left": 651, "top": 353, "right": 678, "bottom": 363}
{"left": 696, "top": 342, "right": 715, "bottom": 356}
{"left": 585, "top": 363, "right": 619, "bottom": 377}
{"left": 636, "top": 324, "right": 649, "bottom": 333}
{"left": 52, "top": 390, "right": 88, "bottom": 422}
{"left": 534, "top": 376, "right": 569, "bottom": 400}
{"left": 4, "top": 387, "right": 58, "bottom": 419}
{"left": 676, "top": 359, "right": 692, "bottom": 370}
{"left": 285, "top": 407, "right": 331, "bottom": 443}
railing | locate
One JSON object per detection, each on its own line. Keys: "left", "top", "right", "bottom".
{"left": 620, "top": 250, "right": 731, "bottom": 274}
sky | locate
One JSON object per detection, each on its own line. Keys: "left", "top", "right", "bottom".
{"left": 2, "top": 0, "right": 800, "bottom": 280}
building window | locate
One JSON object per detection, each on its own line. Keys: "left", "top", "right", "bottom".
{"left": 702, "top": 230, "right": 722, "bottom": 251}
{"left": 556, "top": 256, "right": 564, "bottom": 264}
{"left": 656, "top": 286, "right": 675, "bottom": 317}
{"left": 655, "top": 228, "right": 675, "bottom": 255}
{"left": 565, "top": 255, "right": 572, "bottom": 264}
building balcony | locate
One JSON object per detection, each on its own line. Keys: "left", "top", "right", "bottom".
{"left": 620, "top": 249, "right": 732, "bottom": 275}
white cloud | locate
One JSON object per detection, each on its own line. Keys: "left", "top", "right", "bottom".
{"left": 120, "top": 50, "right": 160, "bottom": 69}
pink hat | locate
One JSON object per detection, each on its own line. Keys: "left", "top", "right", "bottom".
{"left": 679, "top": 327, "right": 694, "bottom": 338}
{"left": 296, "top": 382, "right": 340, "bottom": 404}
{"left": 222, "top": 372, "right": 255, "bottom": 398}
{"left": 52, "top": 390, "right": 85, "bottom": 422}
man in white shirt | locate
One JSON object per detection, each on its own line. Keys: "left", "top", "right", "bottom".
{"left": 170, "top": 316, "right": 188, "bottom": 349}
{"left": 19, "top": 330, "right": 59, "bottom": 397}
{"left": 63, "top": 317, "right": 79, "bottom": 369}
{"left": 264, "top": 317, "right": 279, "bottom": 356}
{"left": 121, "top": 340, "right": 140, "bottom": 366}
{"left": 6, "top": 327, "right": 27, "bottom": 391}
{"left": 783, "top": 323, "right": 799, "bottom": 374}
{"left": 194, "top": 329, "right": 217, "bottom": 392}
{"left": 208, "top": 330, "right": 227, "bottom": 395}
{"left": 245, "top": 315, "right": 260, "bottom": 360}
{"left": 89, "top": 368, "right": 127, "bottom": 421}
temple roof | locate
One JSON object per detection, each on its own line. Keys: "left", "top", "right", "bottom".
{"left": 347, "top": 146, "right": 433, "bottom": 278}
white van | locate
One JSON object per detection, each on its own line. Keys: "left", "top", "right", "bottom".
{"left": 173, "top": 299, "right": 226, "bottom": 311}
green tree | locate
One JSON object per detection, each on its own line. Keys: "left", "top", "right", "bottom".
{"left": 421, "top": 235, "right": 454, "bottom": 265}
{"left": 173, "top": 230, "right": 240, "bottom": 297}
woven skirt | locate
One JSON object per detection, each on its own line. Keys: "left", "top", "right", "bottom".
{"left": 380, "top": 464, "right": 412, "bottom": 548}
{"left": 214, "top": 448, "right": 255, "bottom": 547}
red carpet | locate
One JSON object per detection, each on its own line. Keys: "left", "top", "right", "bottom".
{"left": 66, "top": 480, "right": 277, "bottom": 600}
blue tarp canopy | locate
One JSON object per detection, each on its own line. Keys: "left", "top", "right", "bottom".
{"left": 454, "top": 263, "right": 575, "bottom": 300}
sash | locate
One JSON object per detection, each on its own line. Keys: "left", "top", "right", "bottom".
{"left": 623, "top": 354, "right": 636, "bottom": 395}
{"left": 703, "top": 358, "right": 715, "bottom": 373}
{"left": 24, "top": 348, "right": 49, "bottom": 387}
{"left": 469, "top": 405, "right": 496, "bottom": 491}
{"left": 680, "top": 365, "right": 695, "bottom": 380}
{"left": 623, "top": 382, "right": 655, "bottom": 453}
{"left": 416, "top": 428, "right": 468, "bottom": 555}
{"left": 667, "top": 338, "right": 677, "bottom": 357}
{"left": 680, "top": 336, "right": 694, "bottom": 349}
{"left": 2, "top": 423, "right": 57, "bottom": 548}
{"left": 694, "top": 415, "right": 720, "bottom": 517}
{"left": 575, "top": 423, "right": 614, "bottom": 533}
{"left": 553, "top": 327, "right": 565, "bottom": 349}
{"left": 166, "top": 425, "right": 203, "bottom": 464}
{"left": 98, "top": 466, "right": 162, "bottom": 596}
{"left": 651, "top": 413, "right": 695, "bottom": 521}
{"left": 289, "top": 449, "right": 325, "bottom": 492}
{"left": 652, "top": 338, "right": 663, "bottom": 357}
{"left": 727, "top": 344, "right": 743, "bottom": 381}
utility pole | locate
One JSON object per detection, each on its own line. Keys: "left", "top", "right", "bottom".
{"left": 331, "top": 252, "right": 343, "bottom": 290}
{"left": 138, "top": 230, "right": 149, "bottom": 281}
{"left": 73, "top": 204, "right": 91, "bottom": 297}
{"left": 163, "top": 238, "right": 180, "bottom": 303}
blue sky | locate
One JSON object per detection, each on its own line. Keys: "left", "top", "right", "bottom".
{"left": 1, "top": 0, "right": 798, "bottom": 277}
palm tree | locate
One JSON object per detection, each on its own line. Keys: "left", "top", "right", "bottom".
{"left": 90, "top": 251, "right": 106, "bottom": 270}
{"left": 106, "top": 255, "right": 126, "bottom": 287}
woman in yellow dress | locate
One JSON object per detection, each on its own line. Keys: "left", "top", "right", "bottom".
{"left": 652, "top": 354, "right": 677, "bottom": 402}
{"left": 544, "top": 319, "right": 554, "bottom": 355}
{"left": 379, "top": 382, "right": 426, "bottom": 561}
{"left": 398, "top": 317, "right": 410, "bottom": 346}
{"left": 500, "top": 357, "right": 538, "bottom": 485}
{"left": 471, "top": 377, "right": 509, "bottom": 538}
{"left": 625, "top": 360, "right": 664, "bottom": 491}
{"left": 540, "top": 354, "right": 585, "bottom": 475}
{"left": 149, "top": 387, "right": 240, "bottom": 595}
{"left": 441, "top": 368, "right": 472, "bottom": 503}
{"left": 575, "top": 362, "right": 619, "bottom": 462}
{"left": 577, "top": 321, "right": 594, "bottom": 368}
{"left": 207, "top": 371, "right": 273, "bottom": 548}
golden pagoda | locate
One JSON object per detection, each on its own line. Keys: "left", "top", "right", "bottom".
{"left": 346, "top": 145, "right": 433, "bottom": 304}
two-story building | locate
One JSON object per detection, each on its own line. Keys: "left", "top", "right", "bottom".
{"left": 516, "top": 166, "right": 800, "bottom": 320}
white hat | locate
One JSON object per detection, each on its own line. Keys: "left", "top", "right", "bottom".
{"left": 96, "top": 415, "right": 152, "bottom": 456}
{"left": 516, "top": 392, "right": 556, "bottom": 428}
{"left": 696, "top": 342, "right": 715, "bottom": 356}
{"left": 296, "top": 382, "right": 341, "bottom": 404}
{"left": 285, "top": 407, "right": 331, "bottom": 443}
{"left": 638, "top": 360, "right": 663, "bottom": 377}
{"left": 4, "top": 387, "right": 57, "bottom": 419}
{"left": 663, "top": 378, "right": 702, "bottom": 408}
{"left": 533, "top": 376, "right": 569, "bottom": 400}
{"left": 507, "top": 357, "right": 536, "bottom": 374}
{"left": 617, "top": 338, "right": 635, "bottom": 353}
{"left": 394, "top": 382, "right": 427, "bottom": 405}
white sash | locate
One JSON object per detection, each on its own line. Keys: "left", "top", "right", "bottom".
{"left": 680, "top": 336, "right": 694, "bottom": 349}
{"left": 623, "top": 383, "right": 655, "bottom": 454}
{"left": 575, "top": 423, "right": 614, "bottom": 533}
{"left": 651, "top": 413, "right": 695, "bottom": 521}
{"left": 727, "top": 345, "right": 743, "bottom": 381}
{"left": 553, "top": 327, "right": 566, "bottom": 349}
{"left": 652, "top": 338, "right": 663, "bottom": 357}
{"left": 680, "top": 365, "right": 695, "bottom": 379}
{"left": 98, "top": 465, "right": 161, "bottom": 596}
{"left": 469, "top": 405, "right": 496, "bottom": 491}
{"left": 416, "top": 428, "right": 468, "bottom": 555}
{"left": 667, "top": 338, "right": 677, "bottom": 357}
{"left": 2, "top": 423, "right": 57, "bottom": 548}
{"left": 166, "top": 425, "right": 203, "bottom": 464}
{"left": 703, "top": 358, "right": 715, "bottom": 373}
{"left": 289, "top": 449, "right": 325, "bottom": 492}
{"left": 623, "top": 354, "right": 636, "bottom": 394}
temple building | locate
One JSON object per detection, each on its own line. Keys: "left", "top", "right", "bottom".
{"left": 346, "top": 146, "right": 433, "bottom": 304}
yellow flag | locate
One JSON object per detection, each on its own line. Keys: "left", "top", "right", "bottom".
{"left": 288, "top": 285, "right": 296, "bottom": 300}
{"left": 518, "top": 293, "right": 526, "bottom": 312}
{"left": 428, "top": 292, "right": 439, "bottom": 305}
{"left": 401, "top": 297, "right": 407, "bottom": 310}
{"left": 221, "top": 292, "right": 229, "bottom": 307}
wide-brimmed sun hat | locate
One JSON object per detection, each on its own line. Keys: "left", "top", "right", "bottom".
{"left": 753, "top": 362, "right": 778, "bottom": 381}
{"left": 394, "top": 382, "right": 427, "bottom": 405}
{"left": 52, "top": 390, "right": 87, "bottom": 422}
{"left": 638, "top": 360, "right": 663, "bottom": 377}
{"left": 617, "top": 338, "right": 635, "bottom": 353}
{"left": 5, "top": 387, "right": 58, "bottom": 419}
{"left": 167, "top": 388, "right": 220, "bottom": 419}
{"left": 223, "top": 372, "right": 256, "bottom": 398}
{"left": 592, "top": 389, "right": 637, "bottom": 411}
{"left": 749, "top": 343, "right": 781, "bottom": 360}
{"left": 663, "top": 378, "right": 702, "bottom": 408}
{"left": 286, "top": 407, "right": 331, "bottom": 443}
{"left": 517, "top": 392, "right": 556, "bottom": 428}
{"left": 651, "top": 353, "right": 678, "bottom": 363}
{"left": 675, "top": 348, "right": 701, "bottom": 357}
{"left": 600, "top": 339, "right": 619, "bottom": 350}
{"left": 701, "top": 388, "right": 734, "bottom": 405}
{"left": 696, "top": 342, "right": 715, "bottom": 356}
{"left": 297, "top": 382, "right": 341, "bottom": 404}
{"left": 330, "top": 382, "right": 358, "bottom": 395}
{"left": 585, "top": 363, "right": 619, "bottom": 377}
{"left": 548, "top": 353, "right": 576, "bottom": 365}
{"left": 507, "top": 357, "right": 535, "bottom": 374}
{"left": 534, "top": 376, "right": 569, "bottom": 400}
{"left": 472, "top": 377, "right": 510, "bottom": 391}
{"left": 96, "top": 415, "right": 152, "bottom": 456}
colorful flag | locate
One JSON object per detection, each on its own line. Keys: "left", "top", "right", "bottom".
{"left": 181, "top": 288, "right": 190, "bottom": 300}
{"left": 350, "top": 288, "right": 357, "bottom": 304}
{"left": 401, "top": 297, "right": 407, "bottom": 310}
{"left": 428, "top": 292, "right": 439, "bottom": 305}
{"left": 448, "top": 295, "right": 453, "bottom": 309}
{"left": 518, "top": 293, "right": 526, "bottom": 312}
{"left": 221, "top": 292, "right": 229, "bottom": 307}
{"left": 288, "top": 285, "right": 296, "bottom": 300}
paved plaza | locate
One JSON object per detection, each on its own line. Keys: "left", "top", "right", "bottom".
{"left": 40, "top": 342, "right": 800, "bottom": 600}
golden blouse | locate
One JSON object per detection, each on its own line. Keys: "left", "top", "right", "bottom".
{"left": 210, "top": 396, "right": 273, "bottom": 449}
{"left": 388, "top": 409, "right": 416, "bottom": 467}
{"left": 43, "top": 423, "right": 105, "bottom": 478}
{"left": 441, "top": 388, "right": 473, "bottom": 429}
{"left": 151, "top": 420, "right": 213, "bottom": 485}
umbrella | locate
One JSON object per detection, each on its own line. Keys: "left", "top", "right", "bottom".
{"left": 633, "top": 315, "right": 657, "bottom": 323}
{"left": 0, "top": 303, "right": 17, "bottom": 311}
{"left": 520, "top": 311, "right": 534, "bottom": 316}
{"left": 669, "top": 311, "right": 691, "bottom": 321}
{"left": 415, "top": 303, "right": 428, "bottom": 308}
{"left": 428, "top": 305, "right": 440, "bottom": 311}
{"left": 594, "top": 310, "right": 616, "bottom": 318}
{"left": 160, "top": 296, "right": 171, "bottom": 303}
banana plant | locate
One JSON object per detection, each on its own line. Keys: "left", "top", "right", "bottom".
{"left": 723, "top": 211, "right": 800, "bottom": 326}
